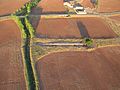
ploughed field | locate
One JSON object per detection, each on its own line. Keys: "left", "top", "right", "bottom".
{"left": 36, "top": 17, "right": 117, "bottom": 39}
{"left": 0, "top": 0, "right": 29, "bottom": 16}
{"left": 109, "top": 15, "right": 120, "bottom": 21}
{"left": 97, "top": 0, "right": 120, "bottom": 12}
{"left": 36, "top": 46, "right": 120, "bottom": 90}
{"left": 36, "top": 0, "right": 66, "bottom": 14}
{"left": 0, "top": 20, "right": 26, "bottom": 90}
{"left": 80, "top": 0, "right": 94, "bottom": 8}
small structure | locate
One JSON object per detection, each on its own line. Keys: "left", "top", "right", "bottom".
{"left": 63, "top": 0, "right": 87, "bottom": 14}
{"left": 63, "top": 0, "right": 74, "bottom": 8}
{"left": 73, "top": 3, "right": 87, "bottom": 14}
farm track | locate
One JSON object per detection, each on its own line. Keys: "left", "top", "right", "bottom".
{"left": 0, "top": 11, "right": 120, "bottom": 20}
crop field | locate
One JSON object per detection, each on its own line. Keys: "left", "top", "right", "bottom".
{"left": 0, "top": 0, "right": 29, "bottom": 16}
{"left": 0, "top": 20, "right": 26, "bottom": 90}
{"left": 36, "top": 17, "right": 117, "bottom": 39}
{"left": 97, "top": 0, "right": 120, "bottom": 12}
{"left": 37, "top": 0, "right": 66, "bottom": 14}
{"left": 36, "top": 46, "right": 120, "bottom": 90}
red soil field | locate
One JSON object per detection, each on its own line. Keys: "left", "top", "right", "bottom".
{"left": 109, "top": 15, "right": 120, "bottom": 21}
{"left": 36, "top": 46, "right": 120, "bottom": 90}
{"left": 36, "top": 17, "right": 117, "bottom": 38}
{"left": 0, "top": 20, "right": 21, "bottom": 44}
{"left": 0, "top": 0, "right": 29, "bottom": 16}
{"left": 97, "top": 0, "right": 120, "bottom": 12}
{"left": 37, "top": 0, "right": 66, "bottom": 13}
{"left": 0, "top": 20, "right": 26, "bottom": 90}
{"left": 80, "top": 0, "right": 94, "bottom": 8}
{"left": 36, "top": 18, "right": 81, "bottom": 38}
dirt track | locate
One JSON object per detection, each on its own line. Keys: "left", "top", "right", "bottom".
{"left": 36, "top": 46, "right": 120, "bottom": 90}
{"left": 36, "top": 17, "right": 117, "bottom": 39}
{"left": 0, "top": 20, "right": 26, "bottom": 90}
{"left": 0, "top": 0, "right": 29, "bottom": 16}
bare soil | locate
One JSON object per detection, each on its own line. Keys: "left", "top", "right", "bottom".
{"left": 36, "top": 17, "right": 117, "bottom": 39}
{"left": 109, "top": 15, "right": 120, "bottom": 21}
{"left": 97, "top": 0, "right": 120, "bottom": 12}
{"left": 36, "top": 46, "right": 120, "bottom": 90}
{"left": 80, "top": 0, "right": 94, "bottom": 8}
{"left": 37, "top": 0, "right": 66, "bottom": 13}
{"left": 0, "top": 20, "right": 26, "bottom": 90}
{"left": 0, "top": 0, "right": 29, "bottom": 16}
{"left": 0, "top": 20, "right": 21, "bottom": 43}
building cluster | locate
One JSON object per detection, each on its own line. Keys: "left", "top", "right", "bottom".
{"left": 63, "top": 0, "right": 87, "bottom": 14}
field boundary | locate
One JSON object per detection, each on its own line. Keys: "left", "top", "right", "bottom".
{"left": 11, "top": 0, "right": 41, "bottom": 90}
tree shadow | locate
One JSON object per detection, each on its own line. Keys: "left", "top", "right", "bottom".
{"left": 77, "top": 21, "right": 90, "bottom": 38}
{"left": 29, "top": 6, "right": 43, "bottom": 31}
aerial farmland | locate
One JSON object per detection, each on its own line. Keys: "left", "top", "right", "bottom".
{"left": 0, "top": 0, "right": 120, "bottom": 90}
{"left": 0, "top": 20, "right": 25, "bottom": 90}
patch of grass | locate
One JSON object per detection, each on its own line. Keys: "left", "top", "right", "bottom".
{"left": 94, "top": 38, "right": 120, "bottom": 47}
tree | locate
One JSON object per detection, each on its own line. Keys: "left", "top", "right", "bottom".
{"left": 85, "top": 38, "right": 93, "bottom": 47}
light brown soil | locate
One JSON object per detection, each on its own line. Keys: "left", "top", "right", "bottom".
{"left": 0, "top": 20, "right": 26, "bottom": 90}
{"left": 36, "top": 46, "right": 120, "bottom": 90}
{"left": 36, "top": 17, "right": 117, "bottom": 39}
{"left": 0, "top": 0, "right": 29, "bottom": 16}
{"left": 97, "top": 0, "right": 120, "bottom": 12}
{"left": 37, "top": 0, "right": 66, "bottom": 13}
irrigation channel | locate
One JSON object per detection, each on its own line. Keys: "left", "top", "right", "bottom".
{"left": 20, "top": 18, "right": 37, "bottom": 90}
{"left": 12, "top": 0, "right": 41, "bottom": 90}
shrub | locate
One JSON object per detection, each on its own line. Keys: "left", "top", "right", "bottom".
{"left": 25, "top": 17, "right": 35, "bottom": 38}
{"left": 85, "top": 38, "right": 93, "bottom": 47}
{"left": 11, "top": 15, "right": 27, "bottom": 38}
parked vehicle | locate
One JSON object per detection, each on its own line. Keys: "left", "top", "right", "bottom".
{"left": 73, "top": 4, "right": 87, "bottom": 14}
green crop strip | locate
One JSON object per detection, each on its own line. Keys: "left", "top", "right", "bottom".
{"left": 12, "top": 0, "right": 41, "bottom": 90}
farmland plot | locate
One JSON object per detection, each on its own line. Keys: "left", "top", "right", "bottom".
{"left": 0, "top": 20, "right": 26, "bottom": 90}
{"left": 36, "top": 17, "right": 117, "bottom": 39}
{"left": 36, "top": 46, "right": 120, "bottom": 90}
{"left": 0, "top": 0, "right": 29, "bottom": 16}
{"left": 97, "top": 0, "right": 120, "bottom": 12}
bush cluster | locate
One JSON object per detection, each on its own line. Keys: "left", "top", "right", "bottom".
{"left": 85, "top": 38, "right": 93, "bottom": 47}
{"left": 25, "top": 17, "right": 35, "bottom": 38}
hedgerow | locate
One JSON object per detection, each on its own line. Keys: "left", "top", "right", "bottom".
{"left": 11, "top": 15, "right": 27, "bottom": 38}
{"left": 25, "top": 17, "right": 35, "bottom": 38}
